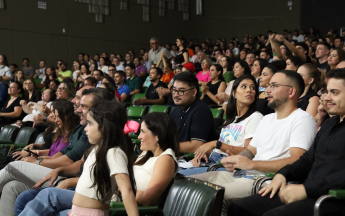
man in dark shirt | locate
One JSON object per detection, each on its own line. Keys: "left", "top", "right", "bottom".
{"left": 133, "top": 67, "right": 167, "bottom": 105}
{"left": 170, "top": 72, "right": 216, "bottom": 153}
{"left": 315, "top": 42, "right": 330, "bottom": 70}
{"left": 228, "top": 68, "right": 345, "bottom": 216}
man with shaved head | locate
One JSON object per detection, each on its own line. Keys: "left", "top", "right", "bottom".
{"left": 189, "top": 70, "right": 317, "bottom": 216}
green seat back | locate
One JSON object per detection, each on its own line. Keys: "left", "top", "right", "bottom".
{"left": 127, "top": 106, "right": 147, "bottom": 121}
{"left": 14, "top": 127, "right": 37, "bottom": 145}
{"left": 210, "top": 108, "right": 224, "bottom": 118}
{"left": 34, "top": 132, "right": 45, "bottom": 144}
{"left": 0, "top": 125, "right": 19, "bottom": 142}
{"left": 148, "top": 105, "right": 171, "bottom": 114}
{"left": 34, "top": 78, "right": 42, "bottom": 86}
{"left": 163, "top": 177, "right": 224, "bottom": 216}
{"left": 132, "top": 93, "right": 146, "bottom": 102}
{"left": 132, "top": 139, "right": 142, "bottom": 156}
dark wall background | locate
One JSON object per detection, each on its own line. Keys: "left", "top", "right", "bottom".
{"left": 0, "top": 0, "right": 300, "bottom": 69}
{"left": 300, "top": 0, "right": 345, "bottom": 36}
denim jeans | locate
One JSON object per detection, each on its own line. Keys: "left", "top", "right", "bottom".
{"left": 17, "top": 187, "right": 75, "bottom": 216}
{"left": 15, "top": 188, "right": 45, "bottom": 216}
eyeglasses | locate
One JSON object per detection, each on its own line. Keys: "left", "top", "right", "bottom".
{"left": 57, "top": 87, "right": 66, "bottom": 91}
{"left": 109, "top": 69, "right": 116, "bottom": 72}
{"left": 267, "top": 83, "right": 293, "bottom": 90}
{"left": 150, "top": 42, "right": 158, "bottom": 45}
{"left": 170, "top": 87, "right": 195, "bottom": 96}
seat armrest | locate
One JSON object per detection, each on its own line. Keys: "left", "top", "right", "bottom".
{"left": 0, "top": 140, "right": 14, "bottom": 144}
{"left": 329, "top": 190, "right": 345, "bottom": 199}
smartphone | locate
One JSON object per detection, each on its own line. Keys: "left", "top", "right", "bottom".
{"left": 23, "top": 148, "right": 39, "bottom": 157}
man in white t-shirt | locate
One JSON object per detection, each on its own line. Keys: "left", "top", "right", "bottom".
{"left": 190, "top": 70, "right": 317, "bottom": 216}
{"left": 112, "top": 57, "right": 125, "bottom": 72}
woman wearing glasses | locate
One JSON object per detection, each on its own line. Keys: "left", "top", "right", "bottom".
{"left": 56, "top": 79, "right": 76, "bottom": 101}
{"left": 22, "top": 78, "right": 41, "bottom": 103}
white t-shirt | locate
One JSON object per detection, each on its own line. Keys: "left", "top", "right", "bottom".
{"left": 133, "top": 148, "right": 177, "bottom": 191}
{"left": 219, "top": 112, "right": 263, "bottom": 147}
{"left": 76, "top": 146, "right": 128, "bottom": 204}
{"left": 22, "top": 101, "right": 52, "bottom": 122}
{"left": 233, "top": 47, "right": 240, "bottom": 55}
{"left": 72, "top": 70, "right": 80, "bottom": 80}
{"left": 116, "top": 64, "right": 125, "bottom": 72}
{"left": 251, "top": 108, "right": 317, "bottom": 161}
{"left": 292, "top": 35, "right": 304, "bottom": 42}
{"left": 99, "top": 65, "right": 109, "bottom": 75}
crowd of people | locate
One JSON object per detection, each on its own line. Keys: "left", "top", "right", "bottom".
{"left": 0, "top": 26, "right": 344, "bottom": 216}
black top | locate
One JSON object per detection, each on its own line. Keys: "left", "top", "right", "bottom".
{"left": 297, "top": 87, "right": 318, "bottom": 111}
{"left": 24, "top": 90, "right": 41, "bottom": 104}
{"left": 174, "top": 48, "right": 188, "bottom": 65}
{"left": 145, "top": 81, "right": 168, "bottom": 100}
{"left": 305, "top": 55, "right": 311, "bottom": 63}
{"left": 170, "top": 98, "right": 217, "bottom": 144}
{"left": 202, "top": 81, "right": 223, "bottom": 106}
{"left": 76, "top": 141, "right": 91, "bottom": 177}
{"left": 278, "top": 116, "right": 345, "bottom": 198}
{"left": 40, "top": 132, "right": 55, "bottom": 150}
{"left": 256, "top": 98, "right": 274, "bottom": 116}
{"left": 123, "top": 61, "right": 133, "bottom": 68}
{"left": 0, "top": 97, "right": 25, "bottom": 127}
{"left": 315, "top": 60, "right": 328, "bottom": 70}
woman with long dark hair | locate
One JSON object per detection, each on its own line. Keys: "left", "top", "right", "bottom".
{"left": 42, "top": 66, "right": 58, "bottom": 90}
{"left": 179, "top": 74, "right": 262, "bottom": 176}
{"left": 174, "top": 36, "right": 189, "bottom": 66}
{"left": 251, "top": 58, "right": 269, "bottom": 92}
{"left": 220, "top": 56, "right": 234, "bottom": 83}
{"left": 200, "top": 64, "right": 226, "bottom": 106}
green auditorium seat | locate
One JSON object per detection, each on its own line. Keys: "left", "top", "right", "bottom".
{"left": 0, "top": 127, "right": 38, "bottom": 151}
{"left": 132, "top": 93, "right": 146, "bottom": 102}
{"left": 148, "top": 105, "right": 171, "bottom": 114}
{"left": 210, "top": 108, "right": 224, "bottom": 118}
{"left": 0, "top": 125, "right": 20, "bottom": 144}
{"left": 127, "top": 106, "right": 148, "bottom": 122}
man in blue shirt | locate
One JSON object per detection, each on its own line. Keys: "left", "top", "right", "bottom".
{"left": 115, "top": 70, "right": 130, "bottom": 102}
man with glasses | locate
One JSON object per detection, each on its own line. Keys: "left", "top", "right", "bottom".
{"left": 148, "top": 37, "right": 172, "bottom": 69}
{"left": 170, "top": 72, "right": 216, "bottom": 154}
{"left": 189, "top": 70, "right": 317, "bottom": 216}
{"left": 108, "top": 64, "right": 117, "bottom": 78}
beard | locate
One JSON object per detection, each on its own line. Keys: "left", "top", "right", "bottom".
{"left": 267, "top": 96, "right": 288, "bottom": 110}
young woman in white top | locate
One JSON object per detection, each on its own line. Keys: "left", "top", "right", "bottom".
{"left": 179, "top": 74, "right": 263, "bottom": 176}
{"left": 133, "top": 112, "right": 180, "bottom": 206}
{"left": 70, "top": 101, "right": 138, "bottom": 216}
{"left": 98, "top": 57, "right": 109, "bottom": 75}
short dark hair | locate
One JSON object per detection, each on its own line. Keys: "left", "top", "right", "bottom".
{"left": 288, "top": 56, "right": 304, "bottom": 69}
{"left": 326, "top": 68, "right": 345, "bottom": 86}
{"left": 115, "top": 70, "right": 126, "bottom": 78}
{"left": 94, "top": 70, "right": 104, "bottom": 77}
{"left": 22, "top": 58, "right": 29, "bottom": 62}
{"left": 296, "top": 42, "right": 309, "bottom": 54}
{"left": 126, "top": 63, "right": 136, "bottom": 70}
{"left": 151, "top": 67, "right": 163, "bottom": 78}
{"left": 173, "top": 72, "right": 199, "bottom": 97}
{"left": 276, "top": 70, "right": 305, "bottom": 97}
{"left": 82, "top": 88, "right": 113, "bottom": 105}
{"left": 236, "top": 60, "right": 251, "bottom": 74}
{"left": 108, "top": 64, "right": 116, "bottom": 68}
{"left": 10, "top": 63, "right": 18, "bottom": 68}
{"left": 79, "top": 53, "right": 84, "bottom": 56}
{"left": 102, "top": 76, "right": 116, "bottom": 86}
{"left": 260, "top": 50, "right": 271, "bottom": 57}
{"left": 85, "top": 77, "right": 97, "bottom": 86}
{"left": 335, "top": 37, "right": 344, "bottom": 43}
{"left": 317, "top": 42, "right": 331, "bottom": 50}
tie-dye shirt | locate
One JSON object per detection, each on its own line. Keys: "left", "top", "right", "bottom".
{"left": 219, "top": 112, "right": 263, "bottom": 147}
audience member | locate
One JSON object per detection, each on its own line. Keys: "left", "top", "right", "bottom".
{"left": 13, "top": 70, "right": 24, "bottom": 84}
{"left": 200, "top": 64, "right": 226, "bottom": 106}
{"left": 48, "top": 79, "right": 60, "bottom": 91}
{"left": 196, "top": 58, "right": 212, "bottom": 85}
{"left": 133, "top": 67, "right": 167, "bottom": 106}
{"left": 98, "top": 57, "right": 109, "bottom": 75}
{"left": 84, "top": 77, "right": 97, "bottom": 87}
{"left": 170, "top": 72, "right": 216, "bottom": 153}
{"left": 142, "top": 52, "right": 151, "bottom": 72}
{"left": 72, "top": 61, "right": 80, "bottom": 83}
{"left": 0, "top": 82, "right": 25, "bottom": 127}
{"left": 42, "top": 67, "right": 58, "bottom": 89}
{"left": 251, "top": 58, "right": 269, "bottom": 92}
{"left": 219, "top": 56, "right": 234, "bottom": 83}
{"left": 92, "top": 70, "right": 104, "bottom": 87}
{"left": 115, "top": 70, "right": 130, "bottom": 102}
{"left": 76, "top": 64, "right": 91, "bottom": 88}
{"left": 100, "top": 82, "right": 121, "bottom": 101}
{"left": 134, "top": 57, "right": 147, "bottom": 80}
{"left": 175, "top": 36, "right": 189, "bottom": 66}
{"left": 334, "top": 36, "right": 344, "bottom": 48}
{"left": 112, "top": 57, "right": 125, "bottom": 72}
{"left": 159, "top": 52, "right": 175, "bottom": 84}
{"left": 22, "top": 78, "right": 41, "bottom": 103}
{"left": 315, "top": 42, "right": 330, "bottom": 70}
{"left": 285, "top": 56, "right": 304, "bottom": 71}
{"left": 148, "top": 37, "right": 172, "bottom": 69}
{"left": 126, "top": 63, "right": 143, "bottom": 97}
{"left": 20, "top": 58, "right": 35, "bottom": 79}
{"left": 56, "top": 62, "right": 72, "bottom": 82}
{"left": 0, "top": 54, "right": 13, "bottom": 85}
{"left": 10, "top": 63, "right": 18, "bottom": 77}
{"left": 107, "top": 64, "right": 116, "bottom": 78}
{"left": 327, "top": 47, "right": 345, "bottom": 70}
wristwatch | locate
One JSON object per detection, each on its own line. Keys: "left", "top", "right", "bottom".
{"left": 36, "top": 158, "right": 43, "bottom": 165}
{"left": 216, "top": 140, "right": 222, "bottom": 149}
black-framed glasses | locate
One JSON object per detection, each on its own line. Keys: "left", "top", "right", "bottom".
{"left": 267, "top": 83, "right": 293, "bottom": 90}
{"left": 170, "top": 87, "right": 195, "bottom": 96}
